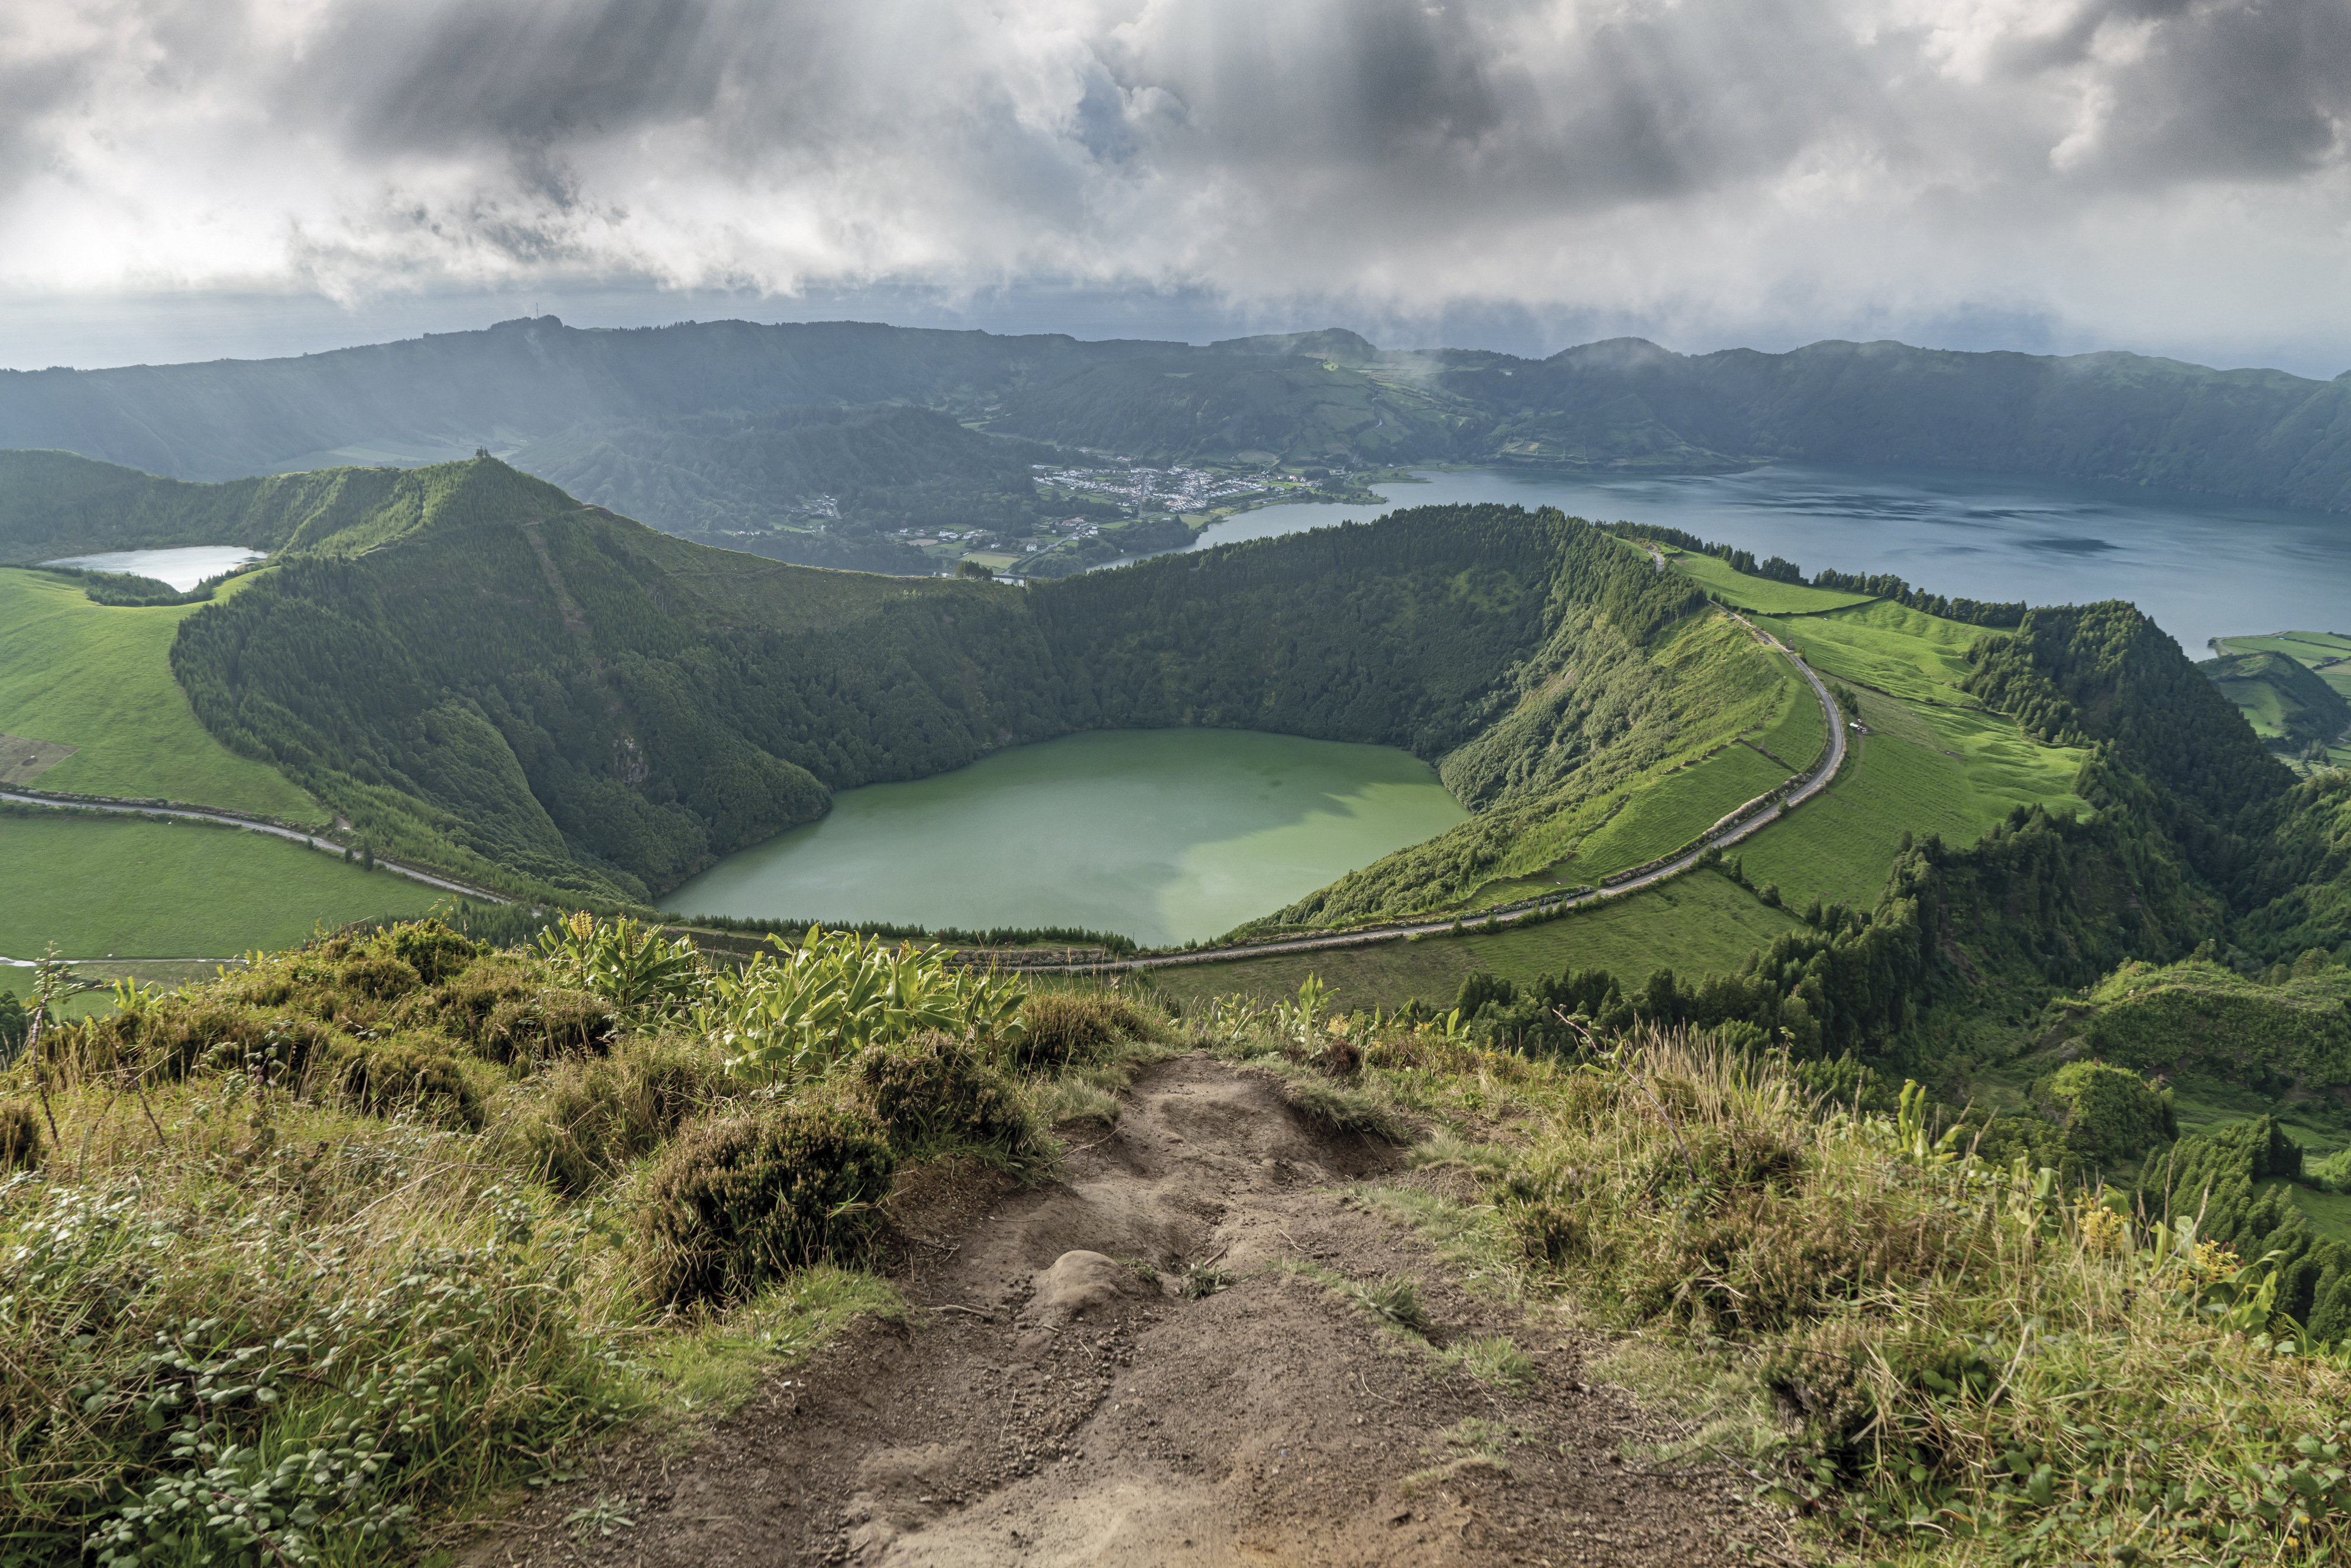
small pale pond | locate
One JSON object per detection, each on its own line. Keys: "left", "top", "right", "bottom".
{"left": 40, "top": 546, "right": 265, "bottom": 591}
{"left": 667, "top": 728, "right": 1466, "bottom": 947}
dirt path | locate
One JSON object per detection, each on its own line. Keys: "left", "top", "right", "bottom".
{"left": 463, "top": 1057, "right": 1786, "bottom": 1566}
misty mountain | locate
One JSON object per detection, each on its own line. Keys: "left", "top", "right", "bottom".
{"left": 8, "top": 316, "right": 2351, "bottom": 515}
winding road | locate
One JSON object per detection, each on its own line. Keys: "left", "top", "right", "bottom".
{"left": 1050, "top": 606, "right": 1846, "bottom": 975}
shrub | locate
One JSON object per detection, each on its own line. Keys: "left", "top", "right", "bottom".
{"left": 479, "top": 988, "right": 617, "bottom": 1064}
{"left": 328, "top": 1037, "right": 488, "bottom": 1130}
{"left": 516, "top": 1035, "right": 733, "bottom": 1196}
{"left": 0, "top": 1100, "right": 41, "bottom": 1169}
{"left": 1016, "top": 991, "right": 1151, "bottom": 1068}
{"left": 851, "top": 1031, "right": 1034, "bottom": 1158}
{"left": 338, "top": 953, "right": 423, "bottom": 1001}
{"left": 386, "top": 920, "right": 482, "bottom": 984}
{"left": 2033, "top": 1059, "right": 2177, "bottom": 1165}
{"left": 55, "top": 1000, "right": 334, "bottom": 1086}
{"left": 641, "top": 1103, "right": 897, "bottom": 1307}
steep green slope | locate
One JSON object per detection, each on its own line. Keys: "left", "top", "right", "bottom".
{"left": 2202, "top": 633, "right": 2351, "bottom": 757}
{"left": 164, "top": 461, "right": 1634, "bottom": 903}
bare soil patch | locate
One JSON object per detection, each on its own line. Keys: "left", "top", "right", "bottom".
{"left": 459, "top": 1055, "right": 1787, "bottom": 1566}
{"left": 0, "top": 733, "right": 76, "bottom": 786}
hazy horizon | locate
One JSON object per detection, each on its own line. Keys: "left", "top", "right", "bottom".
{"left": 4, "top": 0, "right": 2347, "bottom": 378}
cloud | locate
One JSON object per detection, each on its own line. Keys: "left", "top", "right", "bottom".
{"left": 0, "top": 0, "right": 2345, "bottom": 361}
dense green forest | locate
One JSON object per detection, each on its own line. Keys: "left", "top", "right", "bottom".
{"left": 11, "top": 315, "right": 2351, "bottom": 513}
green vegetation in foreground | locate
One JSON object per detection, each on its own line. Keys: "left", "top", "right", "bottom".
{"left": 1152, "top": 870, "right": 1800, "bottom": 1013}
{"left": 26, "top": 910, "right": 2351, "bottom": 1566}
{"left": 0, "top": 569, "right": 318, "bottom": 818}
{"left": 0, "top": 921, "right": 1169, "bottom": 1564}
{"left": 0, "top": 812, "right": 446, "bottom": 958}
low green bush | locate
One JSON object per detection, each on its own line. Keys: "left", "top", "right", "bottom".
{"left": 0, "top": 1100, "right": 40, "bottom": 1169}
{"left": 2033, "top": 1058, "right": 2176, "bottom": 1165}
{"left": 851, "top": 1031, "right": 1034, "bottom": 1159}
{"left": 640, "top": 1103, "right": 897, "bottom": 1307}
{"left": 328, "top": 1037, "right": 490, "bottom": 1130}
{"left": 1015, "top": 991, "right": 1151, "bottom": 1068}
{"left": 386, "top": 919, "right": 482, "bottom": 984}
{"left": 517, "top": 1035, "right": 734, "bottom": 1196}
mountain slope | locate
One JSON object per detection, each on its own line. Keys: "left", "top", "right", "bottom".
{"left": 163, "top": 459, "right": 1628, "bottom": 902}
{"left": 12, "top": 319, "right": 2351, "bottom": 515}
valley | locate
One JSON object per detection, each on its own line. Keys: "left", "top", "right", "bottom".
{"left": 8, "top": 322, "right": 2351, "bottom": 1567}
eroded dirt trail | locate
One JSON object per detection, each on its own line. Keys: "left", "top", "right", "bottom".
{"left": 466, "top": 1056, "right": 1779, "bottom": 1566}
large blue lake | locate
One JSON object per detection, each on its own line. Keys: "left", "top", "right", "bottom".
{"left": 1183, "top": 465, "right": 2351, "bottom": 654}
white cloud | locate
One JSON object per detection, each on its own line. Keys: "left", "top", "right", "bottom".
{"left": 0, "top": 0, "right": 2345, "bottom": 363}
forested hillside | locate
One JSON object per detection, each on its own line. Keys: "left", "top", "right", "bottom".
{"left": 161, "top": 460, "right": 1617, "bottom": 903}
{"left": 11, "top": 315, "right": 2351, "bottom": 513}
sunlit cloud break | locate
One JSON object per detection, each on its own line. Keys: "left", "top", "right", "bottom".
{"left": 2, "top": 0, "right": 2347, "bottom": 362}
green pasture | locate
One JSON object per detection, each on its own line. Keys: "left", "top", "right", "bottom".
{"left": 0, "top": 569, "right": 319, "bottom": 819}
{"left": 1661, "top": 549, "right": 1877, "bottom": 615}
{"left": 1757, "top": 600, "right": 1988, "bottom": 707}
{"left": 1565, "top": 743, "right": 1789, "bottom": 880}
{"left": 1153, "top": 869, "right": 1798, "bottom": 1013}
{"left": 0, "top": 812, "right": 451, "bottom": 961}
{"left": 1753, "top": 667, "right": 1829, "bottom": 769}
{"left": 1735, "top": 690, "right": 2089, "bottom": 913}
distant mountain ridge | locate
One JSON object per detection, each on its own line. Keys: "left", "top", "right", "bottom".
{"left": 8, "top": 316, "right": 2351, "bottom": 514}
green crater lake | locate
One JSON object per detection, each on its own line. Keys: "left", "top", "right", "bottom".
{"left": 668, "top": 728, "right": 1467, "bottom": 947}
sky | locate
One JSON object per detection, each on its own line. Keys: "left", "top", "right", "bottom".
{"left": 4, "top": 0, "right": 2349, "bottom": 375}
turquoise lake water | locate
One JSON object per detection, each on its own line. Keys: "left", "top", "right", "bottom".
{"left": 667, "top": 728, "right": 1467, "bottom": 947}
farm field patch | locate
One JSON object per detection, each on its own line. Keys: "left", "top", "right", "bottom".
{"left": 1565, "top": 743, "right": 1790, "bottom": 881}
{"left": 1735, "top": 691, "right": 2088, "bottom": 912}
{"left": 1756, "top": 600, "right": 1986, "bottom": 708}
{"left": 1659, "top": 549, "right": 1877, "bottom": 615}
{"left": 1152, "top": 870, "right": 1799, "bottom": 1012}
{"left": 0, "top": 569, "right": 319, "bottom": 819}
{"left": 0, "top": 813, "right": 450, "bottom": 961}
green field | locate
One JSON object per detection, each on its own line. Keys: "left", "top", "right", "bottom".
{"left": 1565, "top": 743, "right": 1789, "bottom": 879}
{"left": 0, "top": 569, "right": 319, "bottom": 819}
{"left": 1753, "top": 667, "right": 1829, "bottom": 768}
{"left": 1659, "top": 549, "right": 1877, "bottom": 615}
{"left": 1152, "top": 869, "right": 1798, "bottom": 1012}
{"left": 0, "top": 813, "right": 451, "bottom": 961}
{"left": 1757, "top": 600, "right": 1986, "bottom": 707}
{"left": 1735, "top": 689, "right": 2090, "bottom": 912}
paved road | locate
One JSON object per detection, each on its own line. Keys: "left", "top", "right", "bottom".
{"left": 0, "top": 788, "right": 507, "bottom": 903}
{"left": 1051, "top": 608, "right": 1846, "bottom": 975}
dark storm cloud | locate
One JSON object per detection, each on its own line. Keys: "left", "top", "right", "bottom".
{"left": 1, "top": 0, "right": 2347, "bottom": 361}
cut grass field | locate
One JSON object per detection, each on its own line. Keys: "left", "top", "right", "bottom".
{"left": 1756, "top": 599, "right": 1986, "bottom": 708}
{"left": 0, "top": 568, "right": 319, "bottom": 819}
{"left": 1151, "top": 869, "right": 1799, "bottom": 1012}
{"left": 0, "top": 812, "right": 451, "bottom": 961}
{"left": 1563, "top": 743, "right": 1787, "bottom": 880}
{"left": 1735, "top": 688, "right": 2090, "bottom": 913}
{"left": 1657, "top": 548, "right": 1877, "bottom": 615}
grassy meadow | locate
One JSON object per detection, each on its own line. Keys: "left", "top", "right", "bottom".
{"left": 0, "top": 569, "right": 319, "bottom": 819}
{"left": 1658, "top": 547, "right": 1877, "bottom": 615}
{"left": 0, "top": 812, "right": 449, "bottom": 962}
{"left": 1155, "top": 869, "right": 1799, "bottom": 1013}
{"left": 1738, "top": 690, "right": 2091, "bottom": 913}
